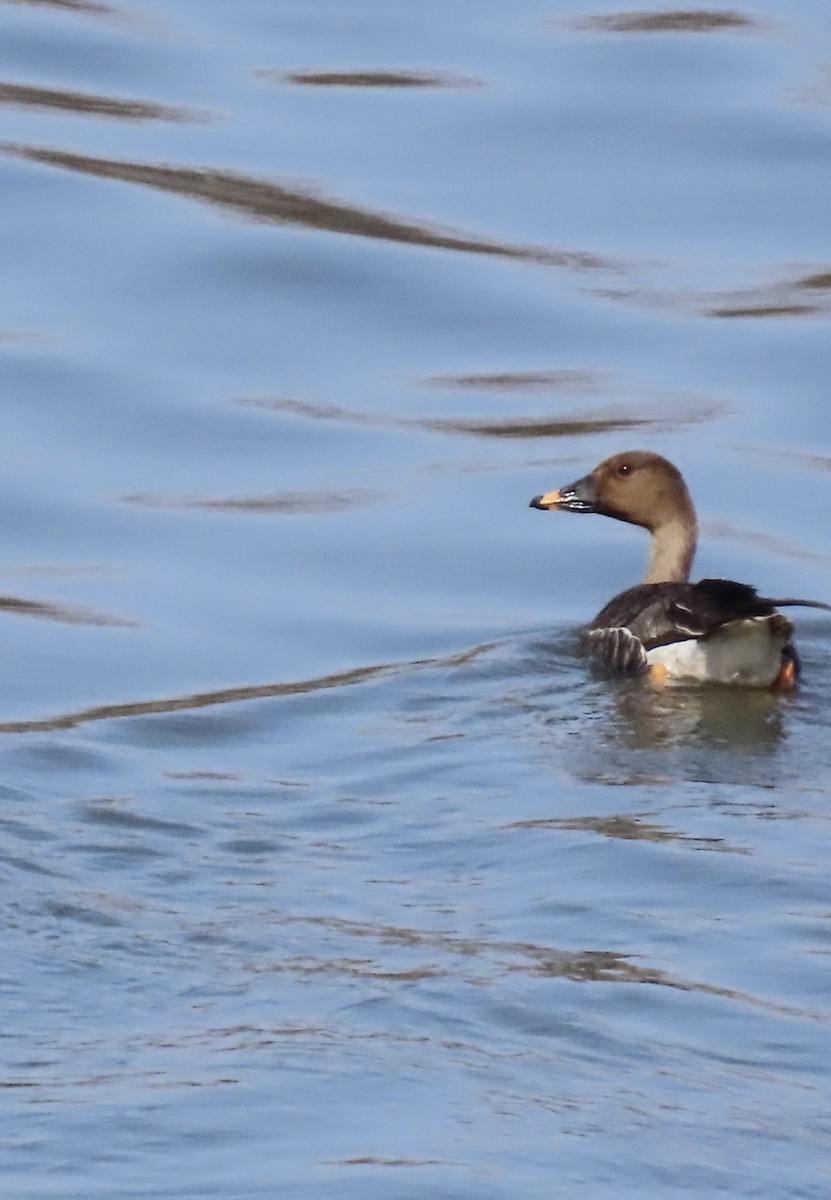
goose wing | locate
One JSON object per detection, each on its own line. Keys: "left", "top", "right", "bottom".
{"left": 580, "top": 579, "right": 829, "bottom": 676}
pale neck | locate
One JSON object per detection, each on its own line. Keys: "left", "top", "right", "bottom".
{"left": 643, "top": 518, "right": 697, "bottom": 584}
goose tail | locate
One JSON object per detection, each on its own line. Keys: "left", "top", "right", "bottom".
{"left": 769, "top": 598, "right": 831, "bottom": 612}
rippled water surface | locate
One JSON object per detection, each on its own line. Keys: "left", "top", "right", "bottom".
{"left": 3, "top": 2, "right": 831, "bottom": 1197}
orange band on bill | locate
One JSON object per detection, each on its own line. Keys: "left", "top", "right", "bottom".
{"left": 534, "top": 489, "right": 562, "bottom": 509}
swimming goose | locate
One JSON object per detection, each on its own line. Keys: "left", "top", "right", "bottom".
{"left": 530, "top": 450, "right": 829, "bottom": 687}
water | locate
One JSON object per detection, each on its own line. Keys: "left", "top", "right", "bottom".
{"left": 2, "top": 2, "right": 831, "bottom": 1196}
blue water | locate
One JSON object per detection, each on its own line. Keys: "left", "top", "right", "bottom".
{"left": 2, "top": 2, "right": 831, "bottom": 1196}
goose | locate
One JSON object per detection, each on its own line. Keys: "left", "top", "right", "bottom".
{"left": 530, "top": 450, "right": 829, "bottom": 686}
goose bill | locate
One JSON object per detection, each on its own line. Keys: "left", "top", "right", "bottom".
{"left": 529, "top": 473, "right": 597, "bottom": 513}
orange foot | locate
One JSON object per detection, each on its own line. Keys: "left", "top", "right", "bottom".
{"left": 648, "top": 662, "right": 669, "bottom": 689}
{"left": 771, "top": 656, "right": 797, "bottom": 691}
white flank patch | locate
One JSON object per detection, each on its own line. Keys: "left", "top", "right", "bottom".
{"left": 646, "top": 616, "right": 787, "bottom": 686}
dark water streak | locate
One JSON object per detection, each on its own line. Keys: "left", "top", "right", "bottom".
{"left": 239, "top": 395, "right": 720, "bottom": 439}
{"left": 2, "top": 0, "right": 112, "bottom": 12}
{"left": 571, "top": 9, "right": 760, "bottom": 34}
{"left": 0, "top": 81, "right": 208, "bottom": 123}
{"left": 0, "top": 643, "right": 495, "bottom": 733}
{"left": 272, "top": 69, "right": 483, "bottom": 90}
{"left": 0, "top": 593, "right": 136, "bottom": 626}
{"left": 1, "top": 143, "right": 616, "bottom": 269}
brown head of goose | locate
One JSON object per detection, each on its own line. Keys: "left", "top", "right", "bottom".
{"left": 530, "top": 450, "right": 829, "bottom": 686}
